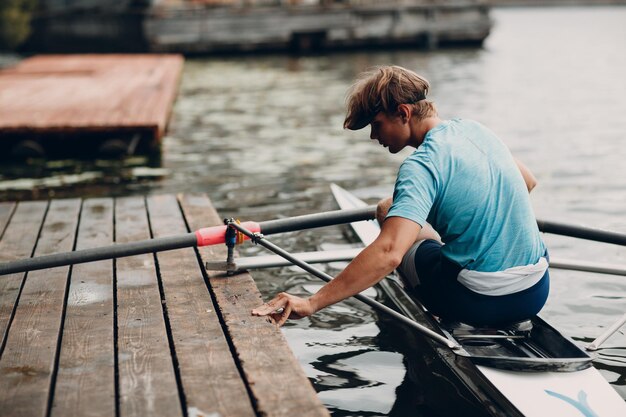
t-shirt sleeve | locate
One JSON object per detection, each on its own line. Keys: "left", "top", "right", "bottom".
{"left": 386, "top": 159, "right": 438, "bottom": 227}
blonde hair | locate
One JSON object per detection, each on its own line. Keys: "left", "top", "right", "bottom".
{"left": 343, "top": 65, "right": 437, "bottom": 130}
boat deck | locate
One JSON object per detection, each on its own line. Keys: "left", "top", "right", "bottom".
{"left": 0, "top": 194, "right": 329, "bottom": 417}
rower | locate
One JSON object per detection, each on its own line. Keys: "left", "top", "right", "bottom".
{"left": 252, "top": 65, "right": 550, "bottom": 329}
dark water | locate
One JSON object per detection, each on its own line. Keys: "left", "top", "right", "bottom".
{"left": 2, "top": 6, "right": 626, "bottom": 415}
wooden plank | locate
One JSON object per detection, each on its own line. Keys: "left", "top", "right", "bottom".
{"left": 51, "top": 198, "right": 115, "bottom": 417}
{"left": 178, "top": 193, "right": 330, "bottom": 417}
{"left": 0, "top": 198, "right": 81, "bottom": 417}
{"left": 147, "top": 195, "right": 256, "bottom": 417}
{"left": 0, "top": 201, "right": 48, "bottom": 351}
{"left": 0, "top": 202, "right": 16, "bottom": 238}
{"left": 115, "top": 196, "right": 182, "bottom": 417}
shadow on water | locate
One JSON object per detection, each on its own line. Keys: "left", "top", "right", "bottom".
{"left": 0, "top": 151, "right": 166, "bottom": 201}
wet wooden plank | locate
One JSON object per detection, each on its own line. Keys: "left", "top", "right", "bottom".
{"left": 147, "top": 195, "right": 256, "bottom": 417}
{"left": 0, "top": 54, "right": 183, "bottom": 138}
{"left": 0, "top": 202, "right": 16, "bottom": 238}
{"left": 0, "top": 198, "right": 81, "bottom": 417}
{"left": 51, "top": 199, "right": 115, "bottom": 417}
{"left": 115, "top": 197, "right": 182, "bottom": 417}
{"left": 178, "top": 193, "right": 330, "bottom": 417}
{"left": 0, "top": 201, "right": 47, "bottom": 349}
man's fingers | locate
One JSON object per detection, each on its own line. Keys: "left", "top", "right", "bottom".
{"left": 251, "top": 304, "right": 272, "bottom": 316}
{"left": 251, "top": 300, "right": 283, "bottom": 316}
{"left": 251, "top": 292, "right": 310, "bottom": 326}
{"left": 276, "top": 304, "right": 292, "bottom": 327}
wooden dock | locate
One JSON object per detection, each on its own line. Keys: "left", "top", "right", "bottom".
{"left": 0, "top": 194, "right": 329, "bottom": 417}
{"left": 145, "top": 0, "right": 493, "bottom": 53}
{"left": 0, "top": 54, "right": 183, "bottom": 159}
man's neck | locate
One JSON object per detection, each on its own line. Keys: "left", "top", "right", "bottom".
{"left": 413, "top": 116, "right": 442, "bottom": 146}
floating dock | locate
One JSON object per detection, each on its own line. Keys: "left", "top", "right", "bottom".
{"left": 145, "top": 0, "right": 492, "bottom": 53}
{"left": 0, "top": 54, "right": 183, "bottom": 159}
{"left": 0, "top": 194, "right": 329, "bottom": 417}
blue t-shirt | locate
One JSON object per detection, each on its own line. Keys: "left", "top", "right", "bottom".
{"left": 387, "top": 119, "right": 545, "bottom": 272}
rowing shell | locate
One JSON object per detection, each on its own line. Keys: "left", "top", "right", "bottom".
{"left": 330, "top": 183, "right": 626, "bottom": 417}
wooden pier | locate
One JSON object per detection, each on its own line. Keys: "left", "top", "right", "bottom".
{"left": 0, "top": 54, "right": 183, "bottom": 159}
{"left": 0, "top": 194, "right": 329, "bottom": 417}
{"left": 23, "top": 0, "right": 493, "bottom": 55}
{"left": 145, "top": 0, "right": 492, "bottom": 53}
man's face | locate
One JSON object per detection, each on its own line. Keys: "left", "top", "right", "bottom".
{"left": 369, "top": 112, "right": 409, "bottom": 154}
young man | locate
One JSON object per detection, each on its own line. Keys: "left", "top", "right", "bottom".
{"left": 252, "top": 65, "right": 549, "bottom": 327}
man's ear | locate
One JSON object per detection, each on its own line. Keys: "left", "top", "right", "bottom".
{"left": 397, "top": 104, "right": 411, "bottom": 123}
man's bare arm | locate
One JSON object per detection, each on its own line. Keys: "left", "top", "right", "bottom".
{"left": 251, "top": 216, "right": 421, "bottom": 326}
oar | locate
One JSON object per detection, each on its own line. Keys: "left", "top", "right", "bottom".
{"left": 2, "top": 202, "right": 624, "bottom": 276}
{"left": 549, "top": 258, "right": 626, "bottom": 277}
{"left": 227, "top": 220, "right": 461, "bottom": 351}
{"left": 206, "top": 248, "right": 363, "bottom": 272}
{"left": 0, "top": 206, "right": 376, "bottom": 276}
{"left": 586, "top": 313, "right": 626, "bottom": 351}
{"left": 537, "top": 219, "right": 626, "bottom": 246}
{"left": 208, "top": 250, "right": 626, "bottom": 277}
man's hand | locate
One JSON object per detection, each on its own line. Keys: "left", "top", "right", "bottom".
{"left": 515, "top": 158, "right": 537, "bottom": 192}
{"left": 376, "top": 197, "right": 393, "bottom": 225}
{"left": 251, "top": 292, "right": 316, "bottom": 327}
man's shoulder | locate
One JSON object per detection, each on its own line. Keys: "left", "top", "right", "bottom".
{"left": 402, "top": 147, "right": 432, "bottom": 166}
{"left": 398, "top": 149, "right": 440, "bottom": 182}
{"left": 456, "top": 119, "right": 500, "bottom": 139}
{"left": 441, "top": 118, "right": 492, "bottom": 132}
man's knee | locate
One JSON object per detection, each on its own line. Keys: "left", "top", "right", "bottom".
{"left": 376, "top": 197, "right": 393, "bottom": 225}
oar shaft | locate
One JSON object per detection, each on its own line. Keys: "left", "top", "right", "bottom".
{"left": 549, "top": 258, "right": 626, "bottom": 277}
{"left": 0, "top": 233, "right": 198, "bottom": 276}
{"left": 229, "top": 222, "right": 460, "bottom": 350}
{"left": 586, "top": 313, "right": 626, "bottom": 351}
{"left": 208, "top": 251, "right": 626, "bottom": 278}
{"left": 537, "top": 219, "right": 626, "bottom": 246}
{"left": 259, "top": 206, "right": 376, "bottom": 235}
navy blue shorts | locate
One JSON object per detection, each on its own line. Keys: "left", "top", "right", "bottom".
{"left": 401, "top": 240, "right": 550, "bottom": 326}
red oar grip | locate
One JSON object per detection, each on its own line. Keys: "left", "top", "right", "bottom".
{"left": 195, "top": 222, "right": 261, "bottom": 246}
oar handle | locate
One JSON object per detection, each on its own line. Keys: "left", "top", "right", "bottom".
{"left": 537, "top": 219, "right": 626, "bottom": 246}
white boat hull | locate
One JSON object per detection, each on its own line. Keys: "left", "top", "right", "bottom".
{"left": 478, "top": 366, "right": 624, "bottom": 416}
{"left": 330, "top": 183, "right": 626, "bottom": 416}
